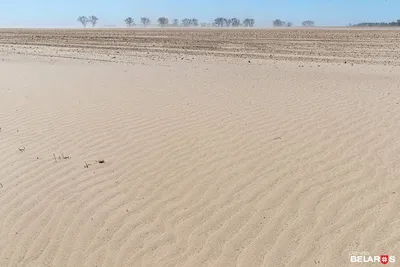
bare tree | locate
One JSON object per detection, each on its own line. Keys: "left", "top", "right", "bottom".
{"left": 214, "top": 17, "right": 225, "bottom": 27}
{"left": 231, "top": 18, "right": 240, "bottom": 27}
{"left": 141, "top": 17, "right": 150, "bottom": 27}
{"left": 302, "top": 20, "right": 315, "bottom": 27}
{"left": 77, "top": 16, "right": 89, "bottom": 28}
{"left": 191, "top": 18, "right": 199, "bottom": 27}
{"left": 273, "top": 19, "right": 286, "bottom": 27}
{"left": 243, "top": 18, "right": 255, "bottom": 27}
{"left": 172, "top": 19, "right": 179, "bottom": 26}
{"left": 88, "top": 15, "right": 99, "bottom": 27}
{"left": 182, "top": 18, "right": 191, "bottom": 27}
{"left": 125, "top": 17, "right": 134, "bottom": 28}
{"left": 158, "top": 17, "right": 169, "bottom": 27}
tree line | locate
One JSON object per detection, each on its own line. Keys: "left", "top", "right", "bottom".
{"left": 77, "top": 16, "right": 318, "bottom": 28}
{"left": 77, "top": 16, "right": 256, "bottom": 28}
{"left": 212, "top": 18, "right": 255, "bottom": 27}
{"left": 272, "top": 19, "right": 315, "bottom": 27}
{"left": 352, "top": 19, "right": 400, "bottom": 27}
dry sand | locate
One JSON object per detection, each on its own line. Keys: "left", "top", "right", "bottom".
{"left": 1, "top": 28, "right": 400, "bottom": 267}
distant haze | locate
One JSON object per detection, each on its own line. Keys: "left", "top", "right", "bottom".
{"left": 0, "top": 0, "right": 399, "bottom": 27}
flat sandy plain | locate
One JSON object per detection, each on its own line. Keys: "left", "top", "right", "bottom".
{"left": 1, "top": 28, "right": 400, "bottom": 267}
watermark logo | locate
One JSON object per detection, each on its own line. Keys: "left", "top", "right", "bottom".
{"left": 381, "top": 255, "right": 389, "bottom": 265}
{"left": 349, "top": 252, "right": 395, "bottom": 264}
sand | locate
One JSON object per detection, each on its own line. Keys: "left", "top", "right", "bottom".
{"left": 0, "top": 28, "right": 400, "bottom": 267}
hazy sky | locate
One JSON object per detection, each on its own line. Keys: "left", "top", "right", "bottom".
{"left": 0, "top": 0, "right": 399, "bottom": 27}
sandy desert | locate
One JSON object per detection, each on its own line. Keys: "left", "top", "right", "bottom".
{"left": 1, "top": 28, "right": 400, "bottom": 267}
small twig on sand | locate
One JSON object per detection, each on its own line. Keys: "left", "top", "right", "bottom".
{"left": 84, "top": 161, "right": 90, "bottom": 168}
{"left": 53, "top": 153, "right": 70, "bottom": 163}
{"left": 0, "top": 183, "right": 3, "bottom": 188}
{"left": 61, "top": 153, "right": 70, "bottom": 160}
{"left": 84, "top": 159, "right": 105, "bottom": 168}
{"left": 18, "top": 147, "right": 25, "bottom": 153}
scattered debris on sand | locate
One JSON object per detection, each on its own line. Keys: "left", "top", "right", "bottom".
{"left": 53, "top": 153, "right": 71, "bottom": 163}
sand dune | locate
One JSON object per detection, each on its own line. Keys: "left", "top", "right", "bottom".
{"left": 1, "top": 29, "right": 400, "bottom": 267}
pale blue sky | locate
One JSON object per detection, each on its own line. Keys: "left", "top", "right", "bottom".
{"left": 0, "top": 0, "right": 399, "bottom": 27}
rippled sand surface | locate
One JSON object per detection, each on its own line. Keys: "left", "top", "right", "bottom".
{"left": 1, "top": 28, "right": 400, "bottom": 267}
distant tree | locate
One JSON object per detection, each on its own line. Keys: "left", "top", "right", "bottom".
{"left": 287, "top": 22, "right": 293, "bottom": 27}
{"left": 172, "top": 19, "right": 179, "bottom": 26}
{"left": 158, "top": 17, "right": 169, "bottom": 27}
{"left": 77, "top": 16, "right": 89, "bottom": 28}
{"left": 141, "top": 17, "right": 151, "bottom": 27}
{"left": 225, "top": 18, "right": 232, "bottom": 27}
{"left": 302, "top": 20, "right": 315, "bottom": 27}
{"left": 243, "top": 18, "right": 255, "bottom": 27}
{"left": 273, "top": 19, "right": 286, "bottom": 27}
{"left": 214, "top": 17, "right": 225, "bottom": 27}
{"left": 182, "top": 18, "right": 191, "bottom": 27}
{"left": 191, "top": 18, "right": 199, "bottom": 26}
{"left": 231, "top": 18, "right": 241, "bottom": 27}
{"left": 125, "top": 17, "right": 134, "bottom": 28}
{"left": 88, "top": 15, "right": 99, "bottom": 27}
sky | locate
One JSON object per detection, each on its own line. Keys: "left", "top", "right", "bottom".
{"left": 0, "top": 0, "right": 399, "bottom": 27}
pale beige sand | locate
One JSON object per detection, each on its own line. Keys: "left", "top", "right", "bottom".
{"left": 1, "top": 29, "right": 400, "bottom": 267}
